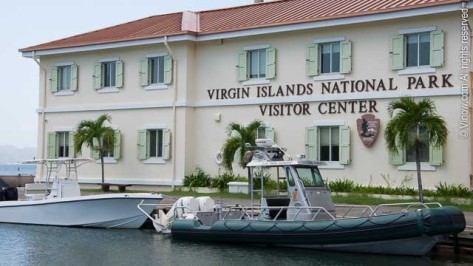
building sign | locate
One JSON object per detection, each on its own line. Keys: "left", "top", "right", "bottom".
{"left": 356, "top": 114, "right": 380, "bottom": 148}
{"left": 206, "top": 74, "right": 454, "bottom": 117}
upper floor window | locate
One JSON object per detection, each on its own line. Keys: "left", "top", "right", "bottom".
{"left": 47, "top": 131, "right": 73, "bottom": 159}
{"left": 249, "top": 49, "right": 266, "bottom": 79}
{"left": 94, "top": 58, "right": 123, "bottom": 91}
{"left": 237, "top": 45, "right": 276, "bottom": 83}
{"left": 139, "top": 54, "right": 173, "bottom": 89}
{"left": 50, "top": 63, "right": 78, "bottom": 94}
{"left": 390, "top": 28, "right": 444, "bottom": 72}
{"left": 406, "top": 33, "right": 430, "bottom": 67}
{"left": 320, "top": 42, "right": 340, "bottom": 74}
{"left": 306, "top": 38, "right": 351, "bottom": 78}
{"left": 102, "top": 61, "right": 116, "bottom": 87}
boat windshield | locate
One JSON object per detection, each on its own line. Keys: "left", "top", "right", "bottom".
{"left": 294, "top": 166, "right": 324, "bottom": 187}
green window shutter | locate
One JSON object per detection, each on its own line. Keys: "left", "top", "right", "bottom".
{"left": 164, "top": 55, "right": 173, "bottom": 85}
{"left": 91, "top": 137, "right": 100, "bottom": 160}
{"left": 139, "top": 59, "right": 149, "bottom": 87}
{"left": 340, "top": 41, "right": 352, "bottom": 74}
{"left": 47, "top": 132, "right": 57, "bottom": 159}
{"left": 162, "top": 129, "right": 171, "bottom": 160}
{"left": 115, "top": 60, "right": 124, "bottom": 88}
{"left": 114, "top": 130, "right": 121, "bottom": 160}
{"left": 305, "top": 127, "right": 318, "bottom": 161}
{"left": 388, "top": 136, "right": 405, "bottom": 165}
{"left": 237, "top": 51, "right": 248, "bottom": 81}
{"left": 93, "top": 64, "right": 102, "bottom": 89}
{"left": 266, "top": 48, "right": 276, "bottom": 79}
{"left": 50, "top": 67, "right": 58, "bottom": 93}
{"left": 68, "top": 132, "right": 74, "bottom": 158}
{"left": 429, "top": 143, "right": 443, "bottom": 166}
{"left": 137, "top": 130, "right": 147, "bottom": 160}
{"left": 390, "top": 35, "right": 405, "bottom": 70}
{"left": 430, "top": 30, "right": 445, "bottom": 68}
{"left": 265, "top": 127, "right": 275, "bottom": 141}
{"left": 306, "top": 44, "right": 319, "bottom": 77}
{"left": 339, "top": 126, "right": 351, "bottom": 165}
{"left": 71, "top": 65, "right": 79, "bottom": 91}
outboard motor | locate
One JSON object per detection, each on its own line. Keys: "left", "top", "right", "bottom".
{"left": 3, "top": 187, "right": 18, "bottom": 201}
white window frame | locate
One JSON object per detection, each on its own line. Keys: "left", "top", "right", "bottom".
{"left": 313, "top": 37, "right": 346, "bottom": 81}
{"left": 313, "top": 120, "right": 345, "bottom": 169}
{"left": 397, "top": 26, "right": 437, "bottom": 75}
{"left": 144, "top": 53, "right": 168, "bottom": 90}
{"left": 242, "top": 44, "right": 271, "bottom": 86}
{"left": 56, "top": 131, "right": 71, "bottom": 159}
{"left": 97, "top": 57, "right": 121, "bottom": 93}
{"left": 52, "top": 61, "right": 76, "bottom": 96}
{"left": 142, "top": 124, "right": 167, "bottom": 164}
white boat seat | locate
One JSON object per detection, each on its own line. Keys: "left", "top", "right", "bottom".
{"left": 24, "top": 183, "right": 49, "bottom": 201}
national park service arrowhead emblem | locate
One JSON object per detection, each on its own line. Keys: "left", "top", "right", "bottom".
{"left": 356, "top": 114, "right": 380, "bottom": 148}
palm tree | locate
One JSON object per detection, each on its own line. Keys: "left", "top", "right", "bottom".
{"left": 385, "top": 97, "right": 448, "bottom": 202}
{"left": 73, "top": 114, "right": 115, "bottom": 187}
{"left": 222, "top": 120, "right": 262, "bottom": 171}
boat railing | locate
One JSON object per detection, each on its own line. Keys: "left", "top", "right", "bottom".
{"left": 221, "top": 205, "right": 337, "bottom": 221}
{"left": 371, "top": 202, "right": 443, "bottom": 216}
{"left": 334, "top": 204, "right": 375, "bottom": 218}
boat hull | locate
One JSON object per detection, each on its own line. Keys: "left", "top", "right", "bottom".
{"left": 0, "top": 193, "right": 161, "bottom": 229}
{"left": 171, "top": 206, "right": 465, "bottom": 255}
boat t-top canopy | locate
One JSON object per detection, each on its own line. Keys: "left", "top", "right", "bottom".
{"left": 22, "top": 158, "right": 94, "bottom": 182}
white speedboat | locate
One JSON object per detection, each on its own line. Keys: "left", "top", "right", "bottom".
{"left": 0, "top": 158, "right": 162, "bottom": 229}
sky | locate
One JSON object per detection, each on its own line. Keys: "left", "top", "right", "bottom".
{"left": 0, "top": 0, "right": 252, "bottom": 148}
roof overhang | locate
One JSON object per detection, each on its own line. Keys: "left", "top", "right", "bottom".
{"left": 21, "top": 2, "right": 467, "bottom": 58}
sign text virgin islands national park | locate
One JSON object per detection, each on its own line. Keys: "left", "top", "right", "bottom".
{"left": 207, "top": 74, "right": 454, "bottom": 117}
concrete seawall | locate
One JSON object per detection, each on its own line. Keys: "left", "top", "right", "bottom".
{"left": 0, "top": 175, "right": 34, "bottom": 187}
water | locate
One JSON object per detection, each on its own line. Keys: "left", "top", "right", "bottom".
{"left": 0, "top": 164, "right": 36, "bottom": 176}
{"left": 0, "top": 224, "right": 470, "bottom": 266}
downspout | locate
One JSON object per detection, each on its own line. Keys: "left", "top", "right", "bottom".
{"left": 32, "top": 51, "right": 47, "bottom": 181}
{"left": 164, "top": 36, "right": 178, "bottom": 189}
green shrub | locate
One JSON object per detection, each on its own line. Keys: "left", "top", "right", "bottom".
{"left": 183, "top": 167, "right": 211, "bottom": 187}
{"left": 328, "top": 178, "right": 355, "bottom": 192}
{"left": 435, "top": 182, "right": 472, "bottom": 197}
{"left": 253, "top": 173, "right": 278, "bottom": 191}
{"left": 211, "top": 172, "right": 246, "bottom": 191}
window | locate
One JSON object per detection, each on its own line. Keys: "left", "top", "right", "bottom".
{"left": 149, "top": 129, "right": 163, "bottom": 158}
{"left": 90, "top": 131, "right": 121, "bottom": 161}
{"left": 256, "top": 126, "right": 275, "bottom": 140}
{"left": 50, "top": 64, "right": 78, "bottom": 93}
{"left": 389, "top": 127, "right": 443, "bottom": 168}
{"left": 319, "top": 127, "right": 339, "bottom": 162}
{"left": 137, "top": 128, "right": 171, "bottom": 162}
{"left": 390, "top": 29, "right": 444, "bottom": 71}
{"left": 295, "top": 167, "right": 324, "bottom": 187}
{"left": 249, "top": 49, "right": 266, "bottom": 79}
{"left": 47, "top": 131, "right": 73, "bottom": 159}
{"left": 305, "top": 125, "right": 350, "bottom": 166}
{"left": 306, "top": 40, "right": 351, "bottom": 77}
{"left": 102, "top": 61, "right": 116, "bottom": 87}
{"left": 406, "top": 127, "right": 429, "bottom": 163}
{"left": 140, "top": 54, "right": 173, "bottom": 88}
{"left": 94, "top": 59, "right": 123, "bottom": 90}
{"left": 406, "top": 33, "right": 430, "bottom": 67}
{"left": 237, "top": 46, "right": 276, "bottom": 82}
{"left": 320, "top": 42, "right": 340, "bottom": 74}
{"left": 58, "top": 66, "right": 71, "bottom": 91}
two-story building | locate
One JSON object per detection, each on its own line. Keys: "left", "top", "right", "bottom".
{"left": 20, "top": 0, "right": 473, "bottom": 189}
